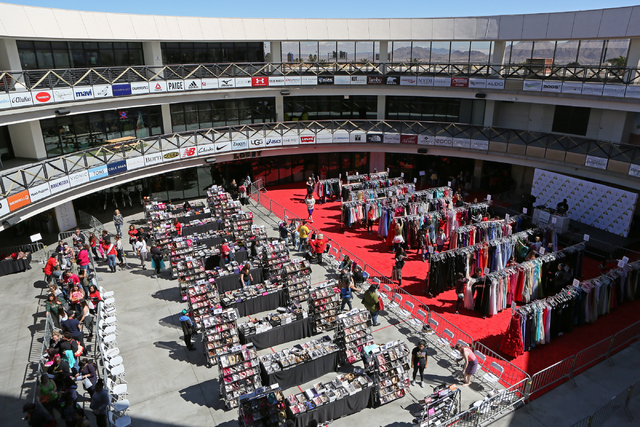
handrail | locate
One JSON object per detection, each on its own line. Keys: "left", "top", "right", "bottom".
{"left": 1, "top": 119, "right": 638, "bottom": 224}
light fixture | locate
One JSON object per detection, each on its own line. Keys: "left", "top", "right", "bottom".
{"left": 55, "top": 109, "right": 71, "bottom": 116}
{"left": 475, "top": 93, "right": 486, "bottom": 99}
{"left": 205, "top": 157, "right": 217, "bottom": 163}
{"left": 417, "top": 148, "right": 428, "bottom": 154}
{"left": 280, "top": 90, "right": 290, "bottom": 96}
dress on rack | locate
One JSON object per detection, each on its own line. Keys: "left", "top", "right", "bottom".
{"left": 501, "top": 314, "right": 525, "bottom": 357}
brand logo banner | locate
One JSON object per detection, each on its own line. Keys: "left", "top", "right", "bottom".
{"left": 264, "top": 136, "right": 283, "bottom": 147}
{"left": 282, "top": 135, "right": 299, "bottom": 146}
{"left": 486, "top": 79, "right": 505, "bottom": 90}
{"left": 107, "top": 160, "right": 127, "bottom": 176}
{"left": 629, "top": 164, "right": 640, "bottom": 177}
{"left": 52, "top": 87, "right": 74, "bottom": 103}
{"left": 201, "top": 78, "right": 219, "bottom": 90}
{"left": 8, "top": 190, "right": 30, "bottom": 212}
{"left": 68, "top": 170, "right": 90, "bottom": 187}
{"left": 531, "top": 168, "right": 637, "bottom": 237}
{"left": 332, "top": 131, "right": 349, "bottom": 144}
{"left": 316, "top": 131, "right": 332, "bottom": 144}
{"left": 250, "top": 137, "right": 265, "bottom": 147}
{"left": 130, "top": 82, "right": 150, "bottom": 95}
{"left": 523, "top": 81, "right": 542, "bottom": 91}
{"left": 231, "top": 139, "right": 249, "bottom": 150}
{"left": 284, "top": 76, "right": 301, "bottom": 86}
{"left": 350, "top": 76, "right": 367, "bottom": 85}
{"left": 581, "top": 83, "right": 604, "bottom": 96}
{"left": 400, "top": 76, "right": 417, "bottom": 86}
{"left": 167, "top": 80, "right": 185, "bottom": 92}
{"left": 417, "top": 76, "right": 433, "bottom": 86}
{"left": 367, "top": 76, "right": 383, "bottom": 85}
{"left": 384, "top": 134, "right": 400, "bottom": 144}
{"left": 235, "top": 78, "right": 252, "bottom": 88}
{"left": 11, "top": 92, "right": 34, "bottom": 107}
{"left": 603, "top": 85, "right": 626, "bottom": 97}
{"left": 196, "top": 144, "right": 215, "bottom": 156}
{"left": 302, "top": 76, "right": 318, "bottom": 85}
{"left": 585, "top": 155, "right": 608, "bottom": 170}
{"left": 317, "top": 76, "right": 334, "bottom": 85}
{"left": 350, "top": 132, "right": 365, "bottom": 143}
{"left": 218, "top": 78, "right": 235, "bottom": 88}
{"left": 33, "top": 90, "right": 54, "bottom": 104}
{"left": 162, "top": 150, "right": 180, "bottom": 161}
{"left": 185, "top": 79, "right": 202, "bottom": 91}
{"left": 451, "top": 77, "right": 469, "bottom": 88}
{"left": 180, "top": 146, "right": 198, "bottom": 158}
{"left": 334, "top": 76, "right": 351, "bottom": 85}
{"left": 88, "top": 165, "right": 108, "bottom": 181}
{"left": 252, "top": 77, "right": 269, "bottom": 87}
{"left": 150, "top": 81, "right": 167, "bottom": 93}
{"left": 0, "top": 93, "right": 11, "bottom": 110}
{"left": 73, "top": 86, "right": 93, "bottom": 100}
{"left": 366, "top": 133, "right": 384, "bottom": 143}
{"left": 299, "top": 134, "right": 315, "bottom": 144}
{"left": 452, "top": 138, "right": 471, "bottom": 148}
{"left": 0, "top": 197, "right": 9, "bottom": 216}
{"left": 29, "top": 183, "right": 51, "bottom": 203}
{"left": 562, "top": 82, "right": 583, "bottom": 94}
{"left": 269, "top": 76, "right": 285, "bottom": 86}
{"left": 434, "top": 136, "right": 453, "bottom": 146}
{"left": 112, "top": 83, "right": 132, "bottom": 97}
{"left": 215, "top": 140, "right": 231, "bottom": 153}
{"left": 144, "top": 152, "right": 163, "bottom": 166}
{"left": 625, "top": 85, "right": 640, "bottom": 99}
{"left": 469, "top": 78, "right": 487, "bottom": 89}
{"left": 49, "top": 176, "right": 71, "bottom": 194}
{"left": 434, "top": 77, "right": 452, "bottom": 87}
{"left": 93, "top": 84, "right": 113, "bottom": 98}
{"left": 125, "top": 157, "right": 145, "bottom": 170}
{"left": 400, "top": 134, "right": 417, "bottom": 144}
{"left": 417, "top": 135, "right": 432, "bottom": 145}
{"left": 471, "top": 139, "right": 489, "bottom": 150}
{"left": 385, "top": 76, "right": 399, "bottom": 85}
{"left": 542, "top": 81, "right": 562, "bottom": 93}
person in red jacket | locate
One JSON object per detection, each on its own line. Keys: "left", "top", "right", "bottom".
{"left": 174, "top": 219, "right": 182, "bottom": 236}
{"left": 309, "top": 233, "right": 329, "bottom": 266}
{"left": 44, "top": 254, "right": 58, "bottom": 284}
{"left": 101, "top": 238, "right": 118, "bottom": 273}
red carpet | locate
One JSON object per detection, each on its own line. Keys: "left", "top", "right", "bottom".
{"left": 262, "top": 183, "right": 640, "bottom": 376}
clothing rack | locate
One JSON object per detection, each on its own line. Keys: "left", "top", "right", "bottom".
{"left": 346, "top": 171, "right": 389, "bottom": 182}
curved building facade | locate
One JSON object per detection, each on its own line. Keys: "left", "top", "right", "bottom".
{"left": 0, "top": 4, "right": 638, "bottom": 230}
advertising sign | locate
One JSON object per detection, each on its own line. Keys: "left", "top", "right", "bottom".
{"left": 53, "top": 87, "right": 74, "bottom": 102}
{"left": 332, "top": 131, "right": 349, "bottom": 144}
{"left": 144, "top": 152, "right": 163, "bottom": 166}
{"left": 385, "top": 76, "right": 399, "bottom": 85}
{"left": 523, "top": 81, "right": 543, "bottom": 91}
{"left": 366, "top": 133, "right": 384, "bottom": 143}
{"left": 486, "top": 79, "right": 505, "bottom": 90}
{"left": 316, "top": 131, "right": 332, "bottom": 144}
{"left": 301, "top": 76, "right": 318, "bottom": 85}
{"left": 541, "top": 81, "right": 562, "bottom": 93}
{"left": 8, "top": 190, "right": 30, "bottom": 212}
{"left": 434, "top": 77, "right": 452, "bottom": 87}
{"left": 452, "top": 138, "right": 471, "bottom": 148}
{"left": 249, "top": 137, "right": 265, "bottom": 148}
{"left": 603, "top": 85, "right": 626, "bottom": 97}
{"left": 384, "top": 134, "right": 400, "bottom": 144}
{"left": 167, "top": 80, "right": 185, "bottom": 92}
{"left": 196, "top": 144, "right": 216, "bottom": 156}
{"left": 625, "top": 86, "right": 640, "bottom": 99}
{"left": 400, "top": 134, "right": 418, "bottom": 144}
{"left": 581, "top": 83, "right": 604, "bottom": 96}
{"left": 434, "top": 136, "right": 453, "bottom": 146}
{"left": 268, "top": 76, "right": 285, "bottom": 86}
{"left": 125, "top": 156, "right": 145, "bottom": 170}
{"left": 263, "top": 135, "right": 283, "bottom": 147}
{"left": 0, "top": 197, "right": 9, "bottom": 217}
{"left": 350, "top": 76, "right": 367, "bottom": 85}
{"left": 11, "top": 92, "right": 33, "bottom": 107}
{"left": 417, "top": 135, "right": 432, "bottom": 145}
{"left": 0, "top": 93, "right": 11, "bottom": 109}
{"left": 231, "top": 139, "right": 249, "bottom": 151}
{"left": 469, "top": 78, "right": 487, "bottom": 89}
{"left": 367, "top": 76, "right": 383, "bottom": 85}
{"left": 88, "top": 165, "right": 108, "bottom": 181}
{"left": 284, "top": 76, "right": 301, "bottom": 86}
{"left": 218, "top": 78, "right": 235, "bottom": 88}
{"left": 350, "top": 132, "right": 365, "bottom": 143}
{"left": 235, "top": 78, "right": 252, "bottom": 88}
{"left": 317, "top": 76, "right": 334, "bottom": 85}
{"left": 185, "top": 79, "right": 202, "bottom": 91}
{"left": 417, "top": 76, "right": 433, "bottom": 86}
{"left": 400, "top": 76, "right": 417, "bottom": 86}
{"left": 282, "top": 135, "right": 299, "bottom": 146}
{"left": 451, "top": 77, "right": 469, "bottom": 88}
{"left": 162, "top": 150, "right": 180, "bottom": 161}
{"left": 33, "top": 90, "right": 54, "bottom": 105}
{"left": 93, "top": 84, "right": 113, "bottom": 98}
{"left": 299, "top": 134, "right": 316, "bottom": 144}
{"left": 252, "top": 77, "right": 269, "bottom": 87}
{"left": 180, "top": 146, "right": 198, "bottom": 158}
{"left": 107, "top": 160, "right": 127, "bottom": 175}
{"left": 471, "top": 139, "right": 489, "bottom": 150}
{"left": 49, "top": 176, "right": 71, "bottom": 195}
{"left": 334, "top": 76, "right": 351, "bottom": 85}
{"left": 68, "top": 170, "right": 90, "bottom": 187}
{"left": 201, "top": 78, "right": 218, "bottom": 90}
{"left": 73, "top": 86, "right": 94, "bottom": 100}
{"left": 149, "top": 81, "right": 167, "bottom": 93}
{"left": 215, "top": 139, "right": 231, "bottom": 153}
{"left": 585, "top": 155, "right": 608, "bottom": 170}
{"left": 561, "top": 82, "right": 583, "bottom": 94}
{"left": 28, "top": 183, "right": 51, "bottom": 203}
{"left": 112, "top": 83, "right": 132, "bottom": 97}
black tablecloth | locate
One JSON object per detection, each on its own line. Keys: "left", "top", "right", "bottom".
{"left": 197, "top": 236, "right": 224, "bottom": 248}
{"left": 177, "top": 212, "right": 212, "bottom": 224}
{"left": 214, "top": 267, "right": 263, "bottom": 293}
{"left": 241, "top": 317, "right": 313, "bottom": 350}
{"left": 204, "top": 250, "right": 249, "bottom": 271}
{"left": 182, "top": 221, "right": 221, "bottom": 234}
{"left": 225, "top": 289, "right": 286, "bottom": 317}
{"left": 261, "top": 350, "right": 338, "bottom": 389}
{"left": 286, "top": 385, "right": 373, "bottom": 427}
{"left": 0, "top": 256, "right": 32, "bottom": 276}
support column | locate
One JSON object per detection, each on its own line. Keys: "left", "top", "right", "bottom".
{"left": 0, "top": 39, "right": 22, "bottom": 71}
{"left": 275, "top": 94, "right": 284, "bottom": 122}
{"left": 376, "top": 95, "right": 386, "bottom": 120}
{"left": 378, "top": 41, "right": 389, "bottom": 62}
{"left": 491, "top": 41, "right": 507, "bottom": 67}
{"left": 473, "top": 159, "right": 483, "bottom": 189}
{"left": 8, "top": 121, "right": 47, "bottom": 160}
{"left": 483, "top": 100, "right": 497, "bottom": 127}
{"left": 370, "top": 152, "right": 385, "bottom": 173}
{"left": 143, "top": 42, "right": 163, "bottom": 66}
{"left": 270, "top": 42, "right": 282, "bottom": 63}
{"left": 160, "top": 104, "right": 172, "bottom": 134}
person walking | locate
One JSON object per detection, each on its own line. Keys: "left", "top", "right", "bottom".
{"left": 297, "top": 221, "right": 310, "bottom": 252}
{"left": 411, "top": 341, "right": 428, "bottom": 386}
{"left": 150, "top": 244, "right": 164, "bottom": 278}
{"left": 179, "top": 309, "right": 196, "bottom": 351}
{"left": 114, "top": 235, "right": 124, "bottom": 268}
{"left": 101, "top": 238, "right": 117, "bottom": 273}
{"left": 305, "top": 176, "right": 314, "bottom": 198}
{"left": 339, "top": 270, "right": 360, "bottom": 311}
{"left": 305, "top": 194, "right": 316, "bottom": 223}
{"left": 363, "top": 284, "right": 381, "bottom": 326}
{"left": 392, "top": 247, "right": 407, "bottom": 287}
{"left": 113, "top": 209, "right": 124, "bottom": 237}
{"left": 135, "top": 236, "right": 148, "bottom": 270}
{"left": 455, "top": 343, "right": 479, "bottom": 386}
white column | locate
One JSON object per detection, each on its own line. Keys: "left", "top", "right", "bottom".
{"left": 0, "top": 39, "right": 22, "bottom": 71}
{"left": 160, "top": 104, "right": 172, "bottom": 134}
{"left": 270, "top": 42, "right": 282, "bottom": 63}
{"left": 376, "top": 95, "right": 385, "bottom": 120}
{"left": 378, "top": 41, "right": 389, "bottom": 62}
{"left": 143, "top": 42, "right": 163, "bottom": 66}
{"left": 8, "top": 121, "right": 47, "bottom": 160}
{"left": 483, "top": 100, "right": 496, "bottom": 127}
{"left": 491, "top": 41, "right": 507, "bottom": 65}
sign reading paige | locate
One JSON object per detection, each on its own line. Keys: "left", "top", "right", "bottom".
{"left": 233, "top": 151, "right": 262, "bottom": 160}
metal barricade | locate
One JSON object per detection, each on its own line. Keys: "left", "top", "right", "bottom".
{"left": 527, "top": 355, "right": 576, "bottom": 400}
{"left": 270, "top": 200, "right": 286, "bottom": 222}
{"left": 0, "top": 241, "right": 46, "bottom": 263}
{"left": 570, "top": 337, "right": 614, "bottom": 378}
{"left": 431, "top": 311, "right": 475, "bottom": 352}
{"left": 608, "top": 320, "right": 640, "bottom": 357}
{"left": 588, "top": 387, "right": 630, "bottom": 427}
{"left": 473, "top": 342, "right": 530, "bottom": 389}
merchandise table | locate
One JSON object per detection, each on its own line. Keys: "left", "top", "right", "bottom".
{"left": 240, "top": 316, "right": 313, "bottom": 350}
{"left": 177, "top": 212, "right": 211, "bottom": 224}
{"left": 0, "top": 255, "right": 32, "bottom": 276}
{"left": 224, "top": 288, "right": 287, "bottom": 317}
{"left": 204, "top": 250, "right": 249, "bottom": 270}
{"left": 214, "top": 267, "right": 263, "bottom": 293}
{"left": 198, "top": 236, "right": 224, "bottom": 248}
{"left": 182, "top": 221, "right": 221, "bottom": 235}
{"left": 286, "top": 385, "right": 373, "bottom": 427}
{"left": 261, "top": 349, "right": 338, "bottom": 389}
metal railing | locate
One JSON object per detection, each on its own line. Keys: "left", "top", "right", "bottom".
{"left": 0, "top": 241, "right": 46, "bottom": 263}
{"left": 33, "top": 312, "right": 56, "bottom": 403}
{"left": 570, "top": 378, "right": 640, "bottom": 427}
{"left": 2, "top": 119, "right": 639, "bottom": 224}
{"left": 2, "top": 62, "right": 639, "bottom": 94}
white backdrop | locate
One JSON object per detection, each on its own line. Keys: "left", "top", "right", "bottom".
{"left": 531, "top": 169, "right": 637, "bottom": 237}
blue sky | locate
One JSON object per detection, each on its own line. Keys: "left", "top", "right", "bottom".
{"left": 4, "top": 0, "right": 640, "bottom": 19}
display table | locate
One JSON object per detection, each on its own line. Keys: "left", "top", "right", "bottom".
{"left": 182, "top": 221, "right": 222, "bottom": 235}
{"left": 286, "top": 385, "right": 373, "bottom": 427}
{"left": 204, "top": 250, "right": 249, "bottom": 270}
{"left": 0, "top": 255, "right": 32, "bottom": 276}
{"left": 177, "top": 212, "right": 211, "bottom": 224}
{"left": 224, "top": 289, "right": 286, "bottom": 317}
{"left": 198, "top": 236, "right": 224, "bottom": 248}
{"left": 241, "top": 317, "right": 313, "bottom": 350}
{"left": 214, "top": 267, "right": 263, "bottom": 293}
{"left": 532, "top": 208, "right": 570, "bottom": 233}
{"left": 261, "top": 350, "right": 338, "bottom": 389}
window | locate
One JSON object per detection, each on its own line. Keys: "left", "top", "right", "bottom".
{"left": 391, "top": 42, "right": 411, "bottom": 62}
{"left": 161, "top": 42, "right": 264, "bottom": 64}
{"left": 552, "top": 106, "right": 590, "bottom": 136}
{"left": 319, "top": 42, "right": 337, "bottom": 62}
{"left": 283, "top": 96, "right": 377, "bottom": 121}
{"left": 386, "top": 96, "right": 463, "bottom": 123}
{"left": 450, "top": 42, "right": 471, "bottom": 63}
{"left": 411, "top": 42, "right": 431, "bottom": 63}
{"left": 169, "top": 98, "right": 276, "bottom": 132}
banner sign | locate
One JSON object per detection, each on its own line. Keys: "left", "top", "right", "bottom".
{"left": 68, "top": 170, "right": 89, "bottom": 187}
{"left": 0, "top": 197, "right": 8, "bottom": 216}
{"left": 125, "top": 157, "right": 145, "bottom": 170}
{"left": 585, "top": 155, "right": 608, "bottom": 170}
{"left": 185, "top": 79, "right": 202, "bottom": 91}
{"left": 367, "top": 76, "right": 383, "bottom": 85}
{"left": 284, "top": 76, "right": 301, "bottom": 86}
{"left": 523, "top": 81, "right": 543, "bottom": 91}
{"left": 218, "top": 78, "right": 235, "bottom": 88}
{"left": 264, "top": 136, "right": 283, "bottom": 147}
{"left": 332, "top": 131, "right": 349, "bottom": 144}
{"left": 451, "top": 77, "right": 469, "bottom": 88}
{"left": 581, "top": 83, "right": 604, "bottom": 96}
{"left": 167, "top": 80, "right": 184, "bottom": 92}
{"left": 33, "top": 90, "right": 54, "bottom": 105}
{"left": 8, "top": 190, "right": 30, "bottom": 212}
{"left": 486, "top": 79, "right": 505, "bottom": 90}
{"left": 366, "top": 133, "right": 384, "bottom": 143}
{"left": 73, "top": 86, "right": 93, "bottom": 100}
{"left": 400, "top": 76, "right": 417, "bottom": 86}
{"left": 112, "top": 83, "right": 132, "bottom": 97}
{"left": 252, "top": 77, "right": 268, "bottom": 87}
{"left": 471, "top": 139, "right": 489, "bottom": 150}
{"left": 0, "top": 93, "right": 12, "bottom": 109}
{"left": 625, "top": 86, "right": 640, "bottom": 99}
{"left": 400, "top": 134, "right": 417, "bottom": 144}
{"left": 302, "top": 76, "right": 318, "bottom": 85}
{"left": 268, "top": 76, "right": 285, "bottom": 86}
{"left": 385, "top": 76, "right": 399, "bottom": 85}
{"left": 196, "top": 144, "right": 216, "bottom": 156}
{"left": 417, "top": 76, "right": 433, "bottom": 86}
{"left": 541, "top": 81, "right": 562, "bottom": 93}
{"left": 317, "top": 76, "right": 334, "bottom": 85}
{"left": 107, "top": 160, "right": 127, "bottom": 175}
{"left": 384, "top": 134, "right": 400, "bottom": 144}
{"left": 434, "top": 77, "right": 452, "bottom": 87}
{"left": 469, "top": 78, "right": 486, "bottom": 89}
{"left": 334, "top": 76, "right": 351, "bottom": 85}
{"left": 52, "top": 88, "right": 74, "bottom": 103}
{"left": 215, "top": 139, "right": 231, "bottom": 153}
{"left": 282, "top": 135, "right": 299, "bottom": 146}
{"left": 29, "top": 183, "right": 51, "bottom": 203}
{"left": 350, "top": 76, "right": 367, "bottom": 85}
{"left": 629, "top": 164, "right": 640, "bottom": 177}
{"left": 349, "top": 132, "right": 365, "bottom": 143}
{"left": 603, "top": 85, "right": 626, "bottom": 97}
{"left": 130, "top": 82, "right": 150, "bottom": 94}
{"left": 201, "top": 78, "right": 218, "bottom": 89}
{"left": 93, "top": 84, "right": 113, "bottom": 98}
{"left": 531, "top": 168, "right": 637, "bottom": 237}
{"left": 235, "top": 78, "right": 252, "bottom": 88}
{"left": 562, "top": 82, "right": 583, "bottom": 94}
{"left": 88, "top": 165, "right": 108, "bottom": 181}
{"left": 149, "top": 81, "right": 167, "bottom": 93}
{"left": 231, "top": 139, "right": 249, "bottom": 151}
{"left": 49, "top": 176, "right": 71, "bottom": 195}
{"left": 316, "top": 131, "right": 332, "bottom": 144}
{"left": 144, "top": 152, "right": 163, "bottom": 166}
{"left": 54, "top": 201, "right": 77, "bottom": 231}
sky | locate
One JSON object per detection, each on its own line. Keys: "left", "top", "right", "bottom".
{"left": 3, "top": 0, "right": 640, "bottom": 19}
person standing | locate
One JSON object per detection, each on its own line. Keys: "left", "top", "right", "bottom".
{"left": 455, "top": 343, "right": 479, "bottom": 386}
{"left": 102, "top": 238, "right": 117, "bottom": 273}
{"left": 127, "top": 225, "right": 139, "bottom": 254}
{"left": 279, "top": 222, "right": 290, "bottom": 246}
{"left": 392, "top": 247, "right": 407, "bottom": 287}
{"left": 114, "top": 235, "right": 124, "bottom": 267}
{"left": 135, "top": 236, "right": 148, "bottom": 270}
{"left": 363, "top": 284, "right": 381, "bottom": 326}
{"left": 113, "top": 209, "right": 124, "bottom": 237}
{"left": 367, "top": 207, "right": 375, "bottom": 233}
{"left": 240, "top": 264, "right": 252, "bottom": 288}
{"left": 339, "top": 270, "right": 360, "bottom": 311}
{"left": 305, "top": 176, "right": 314, "bottom": 198}
{"left": 90, "top": 379, "right": 109, "bottom": 427}
{"left": 221, "top": 239, "right": 234, "bottom": 266}
{"left": 417, "top": 228, "right": 428, "bottom": 262}
{"left": 77, "top": 244, "right": 91, "bottom": 274}
{"left": 435, "top": 229, "right": 446, "bottom": 252}
{"left": 305, "top": 195, "right": 316, "bottom": 223}
{"left": 179, "top": 309, "right": 196, "bottom": 351}
{"left": 454, "top": 273, "right": 467, "bottom": 314}
{"left": 150, "top": 244, "right": 163, "bottom": 279}
{"left": 174, "top": 219, "right": 182, "bottom": 236}
{"left": 297, "top": 221, "right": 310, "bottom": 252}
{"left": 411, "top": 341, "right": 428, "bottom": 386}
{"left": 309, "top": 233, "right": 329, "bottom": 265}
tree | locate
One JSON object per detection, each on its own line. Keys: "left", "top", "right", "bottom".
{"left": 606, "top": 56, "right": 627, "bottom": 67}
{"left": 308, "top": 54, "right": 318, "bottom": 62}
